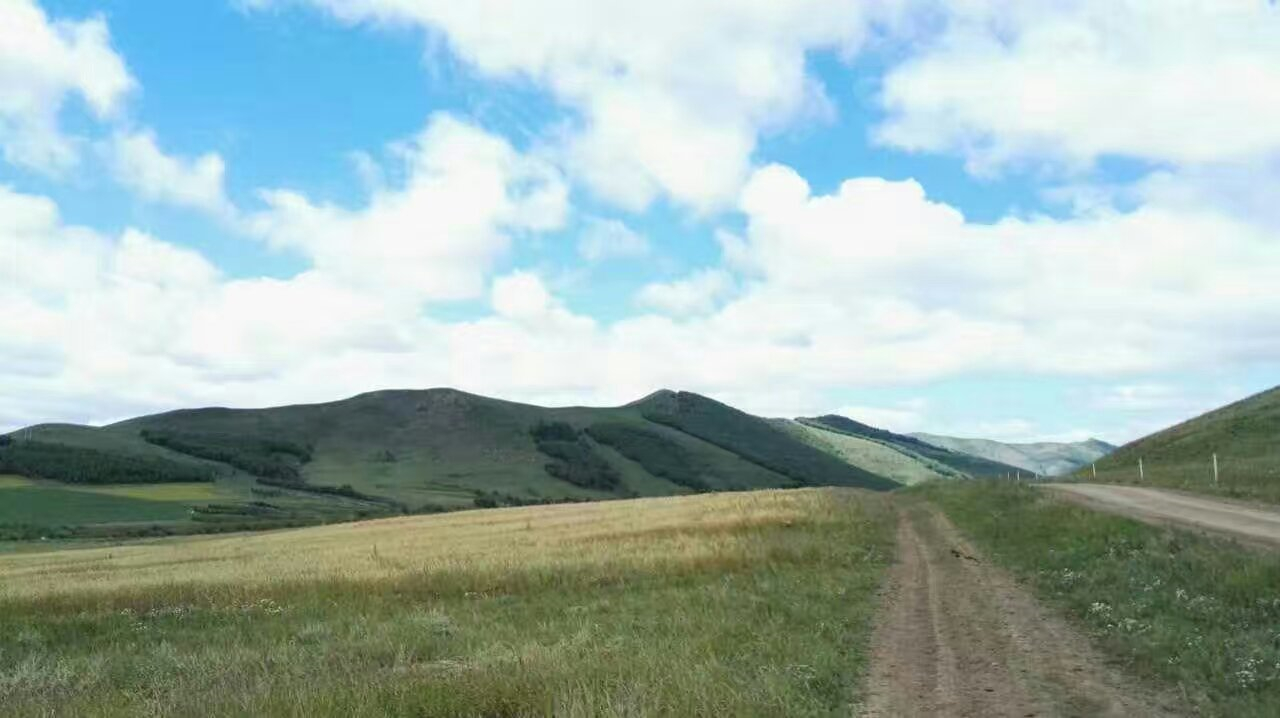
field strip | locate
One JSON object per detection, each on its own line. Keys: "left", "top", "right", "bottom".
{"left": 1044, "top": 483, "right": 1280, "bottom": 548}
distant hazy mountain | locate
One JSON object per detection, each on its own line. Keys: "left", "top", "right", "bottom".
{"left": 908, "top": 434, "right": 1116, "bottom": 477}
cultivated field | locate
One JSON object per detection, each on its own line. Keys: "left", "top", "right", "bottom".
{"left": 0, "top": 489, "right": 894, "bottom": 716}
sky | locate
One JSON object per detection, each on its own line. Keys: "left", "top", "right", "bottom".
{"left": 1, "top": 0, "right": 1278, "bottom": 444}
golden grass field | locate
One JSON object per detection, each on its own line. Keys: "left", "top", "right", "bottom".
{"left": 0, "top": 488, "right": 894, "bottom": 716}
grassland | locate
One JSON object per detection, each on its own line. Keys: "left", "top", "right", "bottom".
{"left": 1084, "top": 385, "right": 1280, "bottom": 503}
{"left": 920, "top": 480, "right": 1280, "bottom": 716}
{"left": 781, "top": 420, "right": 951, "bottom": 486}
{"left": 0, "top": 487, "right": 192, "bottom": 526}
{"left": 0, "top": 488, "right": 894, "bottom": 716}
{"left": 798, "top": 415, "right": 1018, "bottom": 478}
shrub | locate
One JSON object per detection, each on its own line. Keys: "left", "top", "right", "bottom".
{"left": 586, "top": 423, "right": 710, "bottom": 491}
{"left": 0, "top": 440, "right": 216, "bottom": 484}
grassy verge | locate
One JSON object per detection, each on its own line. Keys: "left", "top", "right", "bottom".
{"left": 1085, "top": 460, "right": 1280, "bottom": 505}
{"left": 1, "top": 488, "right": 893, "bottom": 717}
{"left": 920, "top": 480, "right": 1280, "bottom": 717}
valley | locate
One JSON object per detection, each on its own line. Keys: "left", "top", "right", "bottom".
{"left": 2, "top": 383, "right": 1278, "bottom": 715}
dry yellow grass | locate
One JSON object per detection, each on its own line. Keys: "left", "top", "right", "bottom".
{"left": 1, "top": 489, "right": 828, "bottom": 602}
{"left": 1, "top": 488, "right": 895, "bottom": 716}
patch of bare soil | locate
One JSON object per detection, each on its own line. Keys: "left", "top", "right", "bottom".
{"left": 859, "top": 505, "right": 1181, "bottom": 717}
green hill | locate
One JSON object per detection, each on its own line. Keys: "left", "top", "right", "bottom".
{"left": 1082, "top": 385, "right": 1280, "bottom": 502}
{"left": 777, "top": 419, "right": 954, "bottom": 486}
{"left": 0, "top": 388, "right": 900, "bottom": 536}
{"left": 797, "top": 415, "right": 1021, "bottom": 478}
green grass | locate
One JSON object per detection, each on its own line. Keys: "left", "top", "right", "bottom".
{"left": 0, "top": 487, "right": 191, "bottom": 526}
{"left": 636, "top": 391, "right": 898, "bottom": 490}
{"left": 2, "top": 388, "right": 901, "bottom": 537}
{"left": 781, "top": 420, "right": 952, "bottom": 486}
{"left": 798, "top": 415, "right": 1018, "bottom": 478}
{"left": 1085, "top": 385, "right": 1280, "bottom": 503}
{"left": 0, "top": 489, "right": 894, "bottom": 716}
{"left": 920, "top": 480, "right": 1280, "bottom": 716}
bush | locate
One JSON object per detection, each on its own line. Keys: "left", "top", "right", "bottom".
{"left": 642, "top": 392, "right": 896, "bottom": 490}
{"left": 0, "top": 440, "right": 216, "bottom": 484}
{"left": 529, "top": 424, "right": 622, "bottom": 491}
{"left": 530, "top": 421, "right": 578, "bottom": 443}
{"left": 140, "top": 430, "right": 311, "bottom": 482}
{"left": 586, "top": 423, "right": 710, "bottom": 491}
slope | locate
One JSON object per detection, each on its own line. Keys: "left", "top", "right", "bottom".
{"left": 633, "top": 391, "right": 899, "bottom": 491}
{"left": 1083, "top": 385, "right": 1280, "bottom": 502}
{"left": 1, "top": 388, "right": 899, "bottom": 535}
{"left": 799, "top": 415, "right": 1021, "bottom": 478}
{"left": 777, "top": 419, "right": 951, "bottom": 486}
{"left": 911, "top": 433, "right": 1115, "bottom": 476}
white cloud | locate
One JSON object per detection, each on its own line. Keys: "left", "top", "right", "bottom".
{"left": 878, "top": 0, "right": 1280, "bottom": 173}
{"left": 243, "top": 0, "right": 908, "bottom": 211}
{"left": 577, "top": 218, "right": 649, "bottom": 263}
{"left": 725, "top": 164, "right": 1280, "bottom": 380}
{"left": 833, "top": 401, "right": 926, "bottom": 433}
{"left": 0, "top": 0, "right": 133, "bottom": 172}
{"left": 635, "top": 269, "right": 734, "bottom": 316}
{"left": 248, "top": 113, "right": 568, "bottom": 303}
{"left": 109, "top": 130, "right": 235, "bottom": 218}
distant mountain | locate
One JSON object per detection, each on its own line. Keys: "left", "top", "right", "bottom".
{"left": 0, "top": 388, "right": 898, "bottom": 536}
{"left": 910, "top": 434, "right": 1115, "bottom": 477}
{"left": 796, "top": 415, "right": 1022, "bottom": 479}
{"left": 1087, "top": 385, "right": 1280, "bottom": 501}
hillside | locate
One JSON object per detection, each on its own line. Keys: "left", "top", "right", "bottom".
{"left": 798, "top": 415, "right": 1021, "bottom": 478}
{"left": 777, "top": 419, "right": 953, "bottom": 486}
{"left": 0, "top": 388, "right": 899, "bottom": 536}
{"left": 911, "top": 434, "right": 1115, "bottom": 476}
{"left": 1083, "top": 385, "right": 1280, "bottom": 502}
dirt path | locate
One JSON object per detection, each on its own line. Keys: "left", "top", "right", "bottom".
{"left": 860, "top": 505, "right": 1178, "bottom": 717}
{"left": 1045, "top": 483, "right": 1280, "bottom": 548}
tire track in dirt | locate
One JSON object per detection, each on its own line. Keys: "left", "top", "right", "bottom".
{"left": 860, "top": 504, "right": 1181, "bottom": 717}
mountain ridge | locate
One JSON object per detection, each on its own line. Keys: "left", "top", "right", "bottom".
{"left": 910, "top": 433, "right": 1115, "bottom": 477}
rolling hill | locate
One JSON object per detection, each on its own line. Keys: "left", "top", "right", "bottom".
{"left": 797, "top": 415, "right": 1022, "bottom": 479}
{"left": 0, "top": 388, "right": 899, "bottom": 536}
{"left": 776, "top": 419, "right": 953, "bottom": 486}
{"left": 1082, "top": 385, "right": 1280, "bottom": 502}
{"left": 911, "top": 434, "right": 1115, "bottom": 476}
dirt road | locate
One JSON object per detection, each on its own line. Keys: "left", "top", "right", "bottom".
{"left": 860, "top": 505, "right": 1177, "bottom": 717}
{"left": 1045, "top": 483, "right": 1280, "bottom": 548}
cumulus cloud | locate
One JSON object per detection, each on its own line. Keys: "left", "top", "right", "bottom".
{"left": 109, "top": 130, "right": 236, "bottom": 218}
{"left": 242, "top": 0, "right": 909, "bottom": 211}
{"left": 635, "top": 269, "right": 734, "bottom": 316}
{"left": 877, "top": 0, "right": 1280, "bottom": 173}
{"left": 248, "top": 114, "right": 568, "bottom": 302}
{"left": 0, "top": 0, "right": 133, "bottom": 172}
{"left": 834, "top": 401, "right": 927, "bottom": 433}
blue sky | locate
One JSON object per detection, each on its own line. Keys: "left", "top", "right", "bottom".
{"left": 2, "top": 0, "right": 1278, "bottom": 443}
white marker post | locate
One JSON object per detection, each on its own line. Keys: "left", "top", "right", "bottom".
{"left": 1092, "top": 463, "right": 1097, "bottom": 479}
{"left": 1139, "top": 458, "right": 1145, "bottom": 482}
{"left": 1213, "top": 453, "right": 1219, "bottom": 487}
